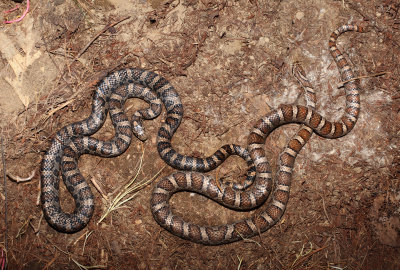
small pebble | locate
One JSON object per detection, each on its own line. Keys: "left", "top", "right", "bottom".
{"left": 295, "top": 11, "right": 304, "bottom": 20}
{"left": 138, "top": 262, "right": 147, "bottom": 270}
{"left": 135, "top": 219, "right": 142, "bottom": 225}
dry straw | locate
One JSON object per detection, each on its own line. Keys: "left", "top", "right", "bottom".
{"left": 97, "top": 146, "right": 164, "bottom": 225}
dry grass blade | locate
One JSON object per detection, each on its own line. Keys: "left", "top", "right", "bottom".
{"left": 81, "top": 231, "right": 93, "bottom": 256}
{"left": 291, "top": 242, "right": 313, "bottom": 268}
{"left": 15, "top": 216, "right": 32, "bottom": 239}
{"left": 97, "top": 148, "right": 164, "bottom": 225}
{"left": 235, "top": 229, "right": 261, "bottom": 247}
{"left": 41, "top": 91, "right": 81, "bottom": 123}
{"left": 53, "top": 244, "right": 105, "bottom": 269}
{"left": 6, "top": 170, "right": 35, "bottom": 183}
{"left": 236, "top": 255, "right": 243, "bottom": 270}
{"left": 291, "top": 243, "right": 328, "bottom": 269}
{"left": 75, "top": 16, "right": 131, "bottom": 59}
{"left": 71, "top": 257, "right": 106, "bottom": 270}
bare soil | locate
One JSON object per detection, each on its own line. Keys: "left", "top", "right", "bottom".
{"left": 0, "top": 0, "right": 399, "bottom": 269}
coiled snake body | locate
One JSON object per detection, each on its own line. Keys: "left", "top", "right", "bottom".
{"left": 41, "top": 55, "right": 256, "bottom": 232}
{"left": 41, "top": 25, "right": 364, "bottom": 242}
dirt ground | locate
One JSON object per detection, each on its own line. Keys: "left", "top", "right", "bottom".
{"left": 0, "top": 0, "right": 399, "bottom": 269}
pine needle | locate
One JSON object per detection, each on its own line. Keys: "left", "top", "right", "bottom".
{"left": 97, "top": 148, "right": 164, "bottom": 225}
{"left": 71, "top": 257, "right": 106, "bottom": 270}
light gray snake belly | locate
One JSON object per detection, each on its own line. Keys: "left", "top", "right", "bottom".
{"left": 41, "top": 24, "right": 364, "bottom": 240}
{"left": 150, "top": 24, "right": 364, "bottom": 245}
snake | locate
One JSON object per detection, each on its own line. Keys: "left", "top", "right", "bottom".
{"left": 150, "top": 24, "right": 364, "bottom": 245}
{"left": 41, "top": 82, "right": 164, "bottom": 232}
{"left": 41, "top": 57, "right": 257, "bottom": 232}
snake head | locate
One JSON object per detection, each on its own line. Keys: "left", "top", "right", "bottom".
{"left": 132, "top": 121, "right": 147, "bottom": 141}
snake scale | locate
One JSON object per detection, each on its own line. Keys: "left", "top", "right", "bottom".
{"left": 41, "top": 24, "right": 364, "bottom": 243}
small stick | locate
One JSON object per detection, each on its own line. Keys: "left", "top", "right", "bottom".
{"left": 40, "top": 90, "right": 81, "bottom": 123}
{"left": 36, "top": 180, "right": 41, "bottom": 206}
{"left": 42, "top": 252, "right": 59, "bottom": 270}
{"left": 6, "top": 170, "right": 35, "bottom": 183}
{"left": 33, "top": 213, "right": 43, "bottom": 234}
{"left": 291, "top": 245, "right": 328, "bottom": 269}
{"left": 320, "top": 192, "right": 332, "bottom": 224}
{"left": 234, "top": 229, "right": 261, "bottom": 247}
{"left": 339, "top": 71, "right": 389, "bottom": 86}
{"left": 236, "top": 255, "right": 243, "bottom": 270}
{"left": 16, "top": 216, "right": 32, "bottom": 239}
{"left": 73, "top": 230, "right": 89, "bottom": 246}
{"left": 91, "top": 174, "right": 109, "bottom": 201}
{"left": 75, "top": 16, "right": 131, "bottom": 59}
{"left": 81, "top": 231, "right": 93, "bottom": 256}
{"left": 73, "top": 0, "right": 95, "bottom": 19}
{"left": 71, "top": 257, "right": 106, "bottom": 270}
{"left": 1, "top": 135, "right": 8, "bottom": 270}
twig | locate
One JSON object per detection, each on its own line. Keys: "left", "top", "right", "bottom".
{"left": 71, "top": 257, "right": 106, "bottom": 270}
{"left": 73, "top": 231, "right": 89, "bottom": 246}
{"left": 320, "top": 193, "right": 332, "bottom": 224}
{"left": 235, "top": 229, "right": 261, "bottom": 247}
{"left": 30, "top": 213, "right": 43, "bottom": 234}
{"left": 42, "top": 252, "right": 59, "bottom": 270}
{"left": 72, "top": 230, "right": 93, "bottom": 255}
{"left": 41, "top": 94, "right": 79, "bottom": 123}
{"left": 1, "top": 135, "right": 7, "bottom": 270}
{"left": 329, "top": 266, "right": 346, "bottom": 270}
{"left": 81, "top": 231, "right": 93, "bottom": 256}
{"left": 75, "top": 16, "right": 131, "bottom": 59}
{"left": 338, "top": 71, "right": 389, "bottom": 87}
{"left": 53, "top": 245, "right": 106, "bottom": 270}
{"left": 6, "top": 170, "right": 35, "bottom": 183}
{"left": 53, "top": 245, "right": 71, "bottom": 256}
{"left": 36, "top": 179, "right": 41, "bottom": 206}
{"left": 291, "top": 245, "right": 328, "bottom": 269}
{"left": 90, "top": 174, "right": 109, "bottom": 201}
{"left": 16, "top": 215, "right": 32, "bottom": 239}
